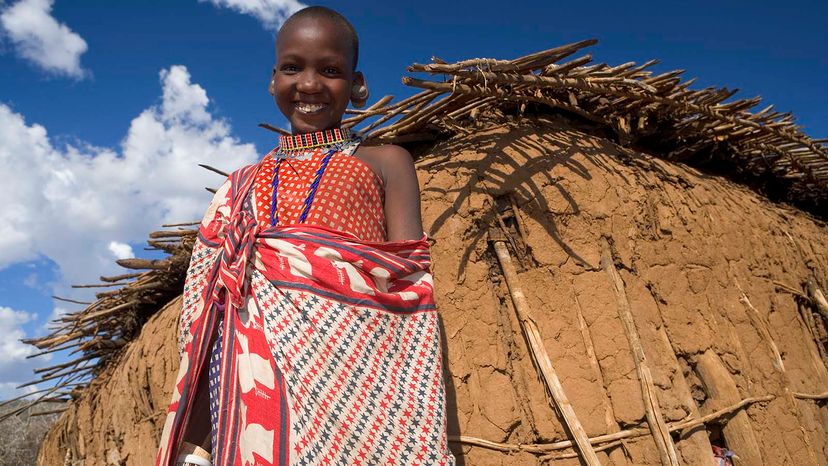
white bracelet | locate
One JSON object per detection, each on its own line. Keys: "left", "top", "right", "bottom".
{"left": 175, "top": 454, "right": 212, "bottom": 466}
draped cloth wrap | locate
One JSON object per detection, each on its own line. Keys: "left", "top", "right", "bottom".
{"left": 156, "top": 163, "right": 455, "bottom": 466}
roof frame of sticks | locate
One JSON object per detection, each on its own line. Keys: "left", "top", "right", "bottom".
{"left": 6, "top": 39, "right": 827, "bottom": 421}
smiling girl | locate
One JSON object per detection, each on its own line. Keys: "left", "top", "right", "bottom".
{"left": 157, "top": 6, "right": 454, "bottom": 466}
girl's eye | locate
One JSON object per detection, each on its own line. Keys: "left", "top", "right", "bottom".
{"left": 281, "top": 64, "right": 299, "bottom": 73}
{"left": 323, "top": 67, "right": 341, "bottom": 75}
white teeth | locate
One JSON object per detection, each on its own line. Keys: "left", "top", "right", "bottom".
{"left": 295, "top": 103, "right": 325, "bottom": 114}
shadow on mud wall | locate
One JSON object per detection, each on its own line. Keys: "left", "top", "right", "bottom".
{"left": 418, "top": 120, "right": 633, "bottom": 275}
{"left": 438, "top": 315, "right": 465, "bottom": 466}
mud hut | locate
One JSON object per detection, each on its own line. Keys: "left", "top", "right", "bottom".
{"left": 12, "top": 40, "right": 828, "bottom": 465}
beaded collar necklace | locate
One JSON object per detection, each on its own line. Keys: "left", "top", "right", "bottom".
{"left": 275, "top": 128, "right": 353, "bottom": 159}
{"left": 269, "top": 127, "right": 357, "bottom": 227}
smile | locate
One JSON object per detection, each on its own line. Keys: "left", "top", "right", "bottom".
{"left": 295, "top": 102, "right": 327, "bottom": 114}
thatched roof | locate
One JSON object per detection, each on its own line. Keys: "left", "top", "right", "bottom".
{"left": 7, "top": 39, "right": 827, "bottom": 419}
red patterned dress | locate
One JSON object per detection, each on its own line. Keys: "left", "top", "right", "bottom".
{"left": 251, "top": 135, "right": 386, "bottom": 240}
{"left": 156, "top": 129, "right": 455, "bottom": 466}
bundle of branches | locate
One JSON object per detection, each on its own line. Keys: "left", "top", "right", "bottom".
{"left": 0, "top": 225, "right": 197, "bottom": 419}
{"left": 333, "top": 39, "right": 826, "bottom": 212}
{"left": 7, "top": 39, "right": 827, "bottom": 419}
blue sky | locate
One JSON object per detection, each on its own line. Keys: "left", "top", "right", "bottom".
{"left": 0, "top": 0, "right": 825, "bottom": 399}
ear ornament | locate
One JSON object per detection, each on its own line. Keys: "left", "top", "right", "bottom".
{"left": 351, "top": 84, "right": 369, "bottom": 108}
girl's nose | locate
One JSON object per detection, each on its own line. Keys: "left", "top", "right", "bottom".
{"left": 296, "top": 69, "right": 322, "bottom": 93}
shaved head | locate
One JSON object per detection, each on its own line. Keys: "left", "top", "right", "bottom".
{"left": 278, "top": 6, "right": 359, "bottom": 70}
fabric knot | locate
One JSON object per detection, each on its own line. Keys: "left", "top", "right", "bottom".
{"left": 214, "top": 210, "right": 259, "bottom": 308}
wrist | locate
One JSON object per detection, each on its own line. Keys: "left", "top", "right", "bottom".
{"left": 176, "top": 442, "right": 212, "bottom": 466}
{"left": 175, "top": 454, "right": 212, "bottom": 466}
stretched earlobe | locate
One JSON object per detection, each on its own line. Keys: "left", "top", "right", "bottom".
{"left": 350, "top": 83, "right": 369, "bottom": 109}
{"left": 268, "top": 66, "right": 277, "bottom": 95}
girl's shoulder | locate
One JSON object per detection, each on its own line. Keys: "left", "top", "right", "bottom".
{"left": 356, "top": 143, "right": 412, "bottom": 159}
{"left": 354, "top": 144, "right": 415, "bottom": 185}
{"left": 223, "top": 158, "right": 268, "bottom": 188}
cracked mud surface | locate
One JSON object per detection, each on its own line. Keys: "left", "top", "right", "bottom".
{"left": 38, "top": 118, "right": 828, "bottom": 465}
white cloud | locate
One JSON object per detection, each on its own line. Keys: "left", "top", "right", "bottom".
{"left": 0, "top": 306, "right": 44, "bottom": 399}
{"left": 41, "top": 305, "right": 67, "bottom": 332}
{"left": 200, "top": 0, "right": 305, "bottom": 31}
{"left": 107, "top": 241, "right": 134, "bottom": 260}
{"left": 0, "top": 65, "right": 258, "bottom": 400}
{"left": 0, "top": 64, "right": 259, "bottom": 291}
{"left": 0, "top": 306, "right": 35, "bottom": 365}
{"left": 0, "top": 0, "right": 88, "bottom": 78}
{"left": 0, "top": 382, "right": 38, "bottom": 401}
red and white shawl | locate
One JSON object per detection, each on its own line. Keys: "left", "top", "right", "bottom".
{"left": 156, "top": 164, "right": 454, "bottom": 465}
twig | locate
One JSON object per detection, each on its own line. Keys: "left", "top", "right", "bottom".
{"left": 52, "top": 296, "right": 92, "bottom": 305}
{"left": 258, "top": 123, "right": 290, "bottom": 135}
{"left": 448, "top": 394, "right": 775, "bottom": 455}
{"left": 489, "top": 229, "right": 601, "bottom": 466}
{"left": 806, "top": 277, "right": 828, "bottom": 322}
{"left": 198, "top": 163, "right": 230, "bottom": 177}
{"left": 793, "top": 391, "right": 828, "bottom": 401}
{"left": 601, "top": 238, "right": 678, "bottom": 465}
{"left": 730, "top": 267, "right": 786, "bottom": 372}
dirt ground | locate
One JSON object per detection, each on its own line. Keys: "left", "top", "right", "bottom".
{"left": 38, "top": 118, "right": 828, "bottom": 465}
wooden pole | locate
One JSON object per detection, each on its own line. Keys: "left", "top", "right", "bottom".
{"left": 489, "top": 231, "right": 602, "bottom": 466}
{"left": 574, "top": 295, "right": 630, "bottom": 465}
{"left": 806, "top": 276, "right": 828, "bottom": 323}
{"left": 651, "top": 318, "right": 715, "bottom": 464}
{"left": 600, "top": 238, "right": 679, "bottom": 466}
{"left": 447, "top": 393, "right": 776, "bottom": 454}
{"left": 694, "top": 350, "right": 764, "bottom": 466}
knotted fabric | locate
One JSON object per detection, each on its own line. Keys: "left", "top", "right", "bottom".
{"left": 215, "top": 208, "right": 258, "bottom": 309}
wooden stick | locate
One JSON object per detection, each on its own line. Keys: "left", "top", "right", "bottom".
{"left": 600, "top": 238, "right": 678, "bottom": 466}
{"left": 670, "top": 394, "right": 774, "bottom": 431}
{"left": 409, "top": 39, "right": 597, "bottom": 74}
{"left": 258, "top": 123, "right": 290, "bottom": 135}
{"left": 448, "top": 394, "right": 775, "bottom": 455}
{"left": 148, "top": 230, "right": 197, "bottom": 239}
{"left": 792, "top": 391, "right": 828, "bottom": 401}
{"left": 489, "top": 231, "right": 602, "bottom": 466}
{"left": 79, "top": 300, "right": 137, "bottom": 323}
{"left": 115, "top": 258, "right": 171, "bottom": 270}
{"left": 542, "top": 438, "right": 634, "bottom": 461}
{"left": 344, "top": 94, "right": 394, "bottom": 114}
{"left": 71, "top": 282, "right": 123, "bottom": 289}
{"left": 574, "top": 295, "right": 619, "bottom": 435}
{"left": 99, "top": 272, "right": 143, "bottom": 283}
{"left": 29, "top": 407, "right": 68, "bottom": 417}
{"left": 52, "top": 295, "right": 92, "bottom": 305}
{"left": 806, "top": 276, "right": 828, "bottom": 322}
{"left": 161, "top": 221, "right": 200, "bottom": 227}
{"left": 730, "top": 268, "right": 785, "bottom": 372}
{"left": 574, "top": 293, "right": 630, "bottom": 465}
{"left": 198, "top": 163, "right": 229, "bottom": 177}
{"left": 694, "top": 350, "right": 764, "bottom": 466}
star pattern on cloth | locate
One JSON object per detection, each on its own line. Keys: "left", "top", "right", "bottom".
{"left": 254, "top": 270, "right": 452, "bottom": 466}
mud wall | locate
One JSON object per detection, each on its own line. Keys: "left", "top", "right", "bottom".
{"left": 38, "top": 118, "right": 828, "bottom": 465}
{"left": 37, "top": 298, "right": 181, "bottom": 465}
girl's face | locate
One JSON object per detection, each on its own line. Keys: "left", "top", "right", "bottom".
{"left": 271, "top": 18, "right": 362, "bottom": 134}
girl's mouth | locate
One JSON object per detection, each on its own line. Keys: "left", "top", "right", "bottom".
{"left": 295, "top": 103, "right": 327, "bottom": 114}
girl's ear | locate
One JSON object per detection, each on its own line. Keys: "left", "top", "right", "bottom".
{"left": 268, "top": 66, "right": 277, "bottom": 96}
{"left": 350, "top": 72, "right": 369, "bottom": 109}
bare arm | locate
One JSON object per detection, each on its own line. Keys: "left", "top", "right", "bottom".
{"left": 378, "top": 145, "right": 424, "bottom": 241}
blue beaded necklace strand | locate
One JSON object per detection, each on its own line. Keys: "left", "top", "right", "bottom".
{"left": 269, "top": 148, "right": 337, "bottom": 227}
